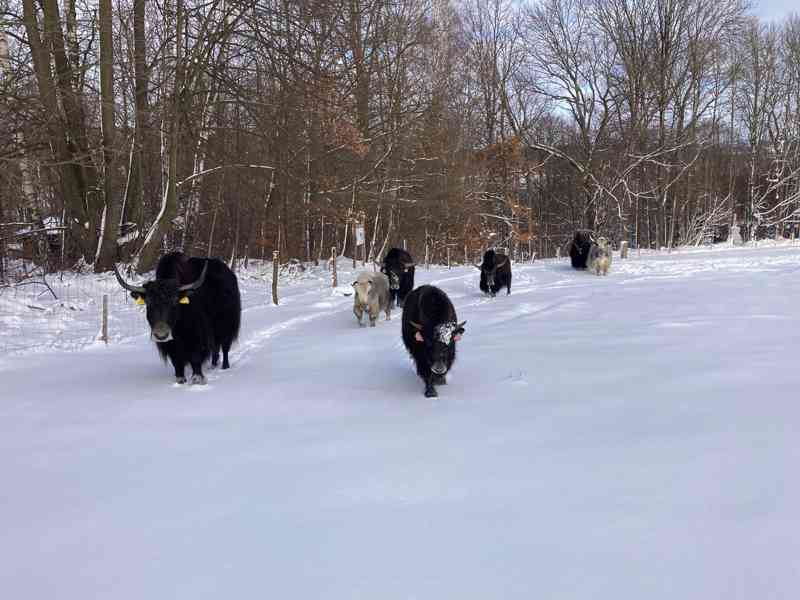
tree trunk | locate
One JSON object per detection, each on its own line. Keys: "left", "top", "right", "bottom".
{"left": 121, "top": 0, "right": 149, "bottom": 229}
{"left": 94, "top": 0, "right": 121, "bottom": 271}
{"left": 22, "top": 0, "right": 97, "bottom": 261}
{"left": 136, "top": 0, "right": 183, "bottom": 273}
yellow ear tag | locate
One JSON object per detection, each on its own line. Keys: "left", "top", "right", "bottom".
{"left": 135, "top": 296, "right": 145, "bottom": 305}
{"left": 179, "top": 296, "right": 190, "bottom": 305}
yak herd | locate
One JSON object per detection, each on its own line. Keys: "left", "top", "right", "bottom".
{"left": 114, "top": 230, "right": 612, "bottom": 397}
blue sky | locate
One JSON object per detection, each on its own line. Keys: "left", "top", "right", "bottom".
{"left": 754, "top": 0, "right": 798, "bottom": 20}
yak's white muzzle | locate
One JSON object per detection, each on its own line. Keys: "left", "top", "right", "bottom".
{"left": 151, "top": 324, "right": 173, "bottom": 343}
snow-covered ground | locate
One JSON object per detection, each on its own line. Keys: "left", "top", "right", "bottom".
{"left": 1, "top": 244, "right": 799, "bottom": 599}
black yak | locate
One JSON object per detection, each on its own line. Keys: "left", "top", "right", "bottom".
{"left": 475, "top": 249, "right": 511, "bottom": 296}
{"left": 569, "top": 230, "right": 596, "bottom": 269}
{"left": 381, "top": 247, "right": 415, "bottom": 308}
{"left": 114, "top": 252, "right": 241, "bottom": 384}
{"left": 402, "top": 285, "right": 466, "bottom": 398}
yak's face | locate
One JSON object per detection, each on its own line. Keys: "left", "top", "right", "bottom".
{"left": 483, "top": 264, "right": 497, "bottom": 289}
{"left": 481, "top": 255, "right": 507, "bottom": 289}
{"left": 352, "top": 275, "right": 374, "bottom": 304}
{"left": 478, "top": 251, "right": 507, "bottom": 291}
{"left": 132, "top": 280, "right": 191, "bottom": 342}
{"left": 412, "top": 320, "right": 466, "bottom": 375}
{"left": 115, "top": 262, "right": 207, "bottom": 343}
{"left": 383, "top": 259, "right": 413, "bottom": 291}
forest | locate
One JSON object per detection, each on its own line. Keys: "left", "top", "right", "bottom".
{"left": 0, "top": 0, "right": 798, "bottom": 277}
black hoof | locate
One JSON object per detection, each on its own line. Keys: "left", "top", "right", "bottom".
{"left": 221, "top": 361, "right": 230, "bottom": 370}
{"left": 176, "top": 376, "right": 186, "bottom": 384}
{"left": 424, "top": 386, "right": 438, "bottom": 398}
{"left": 191, "top": 374, "right": 207, "bottom": 385}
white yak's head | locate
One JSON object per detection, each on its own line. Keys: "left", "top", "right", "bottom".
{"left": 352, "top": 272, "right": 374, "bottom": 305}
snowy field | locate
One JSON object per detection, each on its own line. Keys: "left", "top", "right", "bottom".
{"left": 2, "top": 244, "right": 800, "bottom": 599}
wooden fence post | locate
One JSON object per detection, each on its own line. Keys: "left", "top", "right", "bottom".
{"left": 447, "top": 247, "right": 451, "bottom": 269}
{"left": 351, "top": 215, "right": 358, "bottom": 271}
{"left": 361, "top": 211, "right": 367, "bottom": 266}
{"left": 331, "top": 246, "right": 338, "bottom": 288}
{"left": 272, "top": 251, "right": 279, "bottom": 305}
{"left": 99, "top": 294, "right": 108, "bottom": 344}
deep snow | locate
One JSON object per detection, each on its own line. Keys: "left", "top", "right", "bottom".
{"left": 1, "top": 244, "right": 799, "bottom": 599}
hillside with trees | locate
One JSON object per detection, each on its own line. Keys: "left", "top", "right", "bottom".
{"left": 1, "top": 0, "right": 798, "bottom": 277}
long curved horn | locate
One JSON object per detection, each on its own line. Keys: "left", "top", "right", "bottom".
{"left": 179, "top": 261, "right": 208, "bottom": 292}
{"left": 474, "top": 263, "right": 483, "bottom": 271}
{"left": 495, "top": 257, "right": 508, "bottom": 268}
{"left": 403, "top": 261, "right": 415, "bottom": 268}
{"left": 113, "top": 264, "right": 146, "bottom": 294}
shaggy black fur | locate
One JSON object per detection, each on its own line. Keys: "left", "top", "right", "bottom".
{"left": 569, "top": 230, "right": 596, "bottom": 269}
{"left": 401, "top": 285, "right": 465, "bottom": 398}
{"left": 478, "top": 249, "right": 512, "bottom": 296}
{"left": 131, "top": 252, "right": 241, "bottom": 384}
{"left": 381, "top": 247, "right": 416, "bottom": 307}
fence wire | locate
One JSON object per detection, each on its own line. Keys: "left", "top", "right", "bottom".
{"left": 0, "top": 258, "right": 317, "bottom": 357}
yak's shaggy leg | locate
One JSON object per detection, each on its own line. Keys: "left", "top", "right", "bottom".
{"left": 354, "top": 304, "right": 365, "bottom": 327}
{"left": 221, "top": 341, "right": 232, "bottom": 369}
{"left": 189, "top": 352, "right": 207, "bottom": 385}
{"left": 417, "top": 363, "right": 438, "bottom": 397}
{"left": 170, "top": 353, "right": 187, "bottom": 384}
{"left": 424, "top": 376, "right": 438, "bottom": 398}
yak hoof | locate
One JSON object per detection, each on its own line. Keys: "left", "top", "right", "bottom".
{"left": 425, "top": 386, "right": 438, "bottom": 398}
{"left": 176, "top": 376, "right": 187, "bottom": 384}
{"left": 191, "top": 374, "right": 207, "bottom": 385}
{"left": 222, "top": 361, "right": 230, "bottom": 370}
